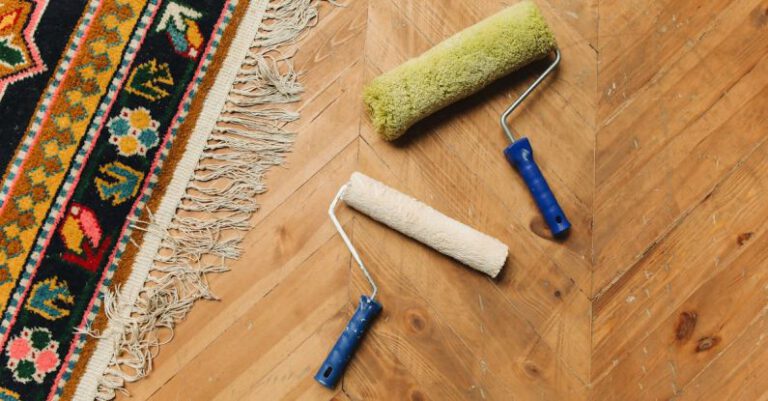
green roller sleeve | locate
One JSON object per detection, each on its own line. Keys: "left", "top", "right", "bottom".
{"left": 363, "top": 0, "right": 557, "bottom": 141}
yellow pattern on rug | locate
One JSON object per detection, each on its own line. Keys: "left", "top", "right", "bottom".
{"left": 0, "top": 0, "right": 147, "bottom": 309}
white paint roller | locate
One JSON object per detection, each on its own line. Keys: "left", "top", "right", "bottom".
{"left": 315, "top": 172, "right": 509, "bottom": 389}
{"left": 342, "top": 172, "right": 508, "bottom": 278}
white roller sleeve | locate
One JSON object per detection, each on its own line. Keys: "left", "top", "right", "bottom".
{"left": 343, "top": 172, "right": 509, "bottom": 277}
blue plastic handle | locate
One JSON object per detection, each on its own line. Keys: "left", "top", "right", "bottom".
{"left": 504, "top": 137, "right": 571, "bottom": 236}
{"left": 315, "top": 295, "right": 382, "bottom": 388}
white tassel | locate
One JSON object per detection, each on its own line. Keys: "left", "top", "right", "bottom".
{"left": 88, "top": 0, "right": 334, "bottom": 399}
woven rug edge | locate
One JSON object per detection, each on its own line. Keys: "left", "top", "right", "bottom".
{"left": 71, "top": 0, "right": 324, "bottom": 398}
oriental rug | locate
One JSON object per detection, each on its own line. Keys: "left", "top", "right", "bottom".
{"left": 0, "top": 0, "right": 317, "bottom": 399}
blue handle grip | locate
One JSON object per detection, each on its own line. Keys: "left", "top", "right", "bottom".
{"left": 315, "top": 295, "right": 382, "bottom": 388}
{"left": 504, "top": 138, "right": 571, "bottom": 236}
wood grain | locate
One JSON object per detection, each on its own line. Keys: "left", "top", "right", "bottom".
{"left": 118, "top": 0, "right": 768, "bottom": 399}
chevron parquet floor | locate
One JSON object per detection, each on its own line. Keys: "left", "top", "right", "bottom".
{"left": 119, "top": 1, "right": 768, "bottom": 399}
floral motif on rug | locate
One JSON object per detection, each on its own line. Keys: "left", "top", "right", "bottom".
{"left": 0, "top": 0, "right": 242, "bottom": 399}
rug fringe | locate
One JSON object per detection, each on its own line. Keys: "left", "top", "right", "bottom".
{"left": 88, "top": 0, "right": 328, "bottom": 398}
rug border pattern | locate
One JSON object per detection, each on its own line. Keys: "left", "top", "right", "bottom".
{"left": 52, "top": 0, "right": 241, "bottom": 398}
{"left": 71, "top": 0, "right": 258, "bottom": 397}
{"left": 0, "top": 0, "right": 150, "bottom": 343}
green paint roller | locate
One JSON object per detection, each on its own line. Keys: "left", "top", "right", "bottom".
{"left": 364, "top": 0, "right": 571, "bottom": 236}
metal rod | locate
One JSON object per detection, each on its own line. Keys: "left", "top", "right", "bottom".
{"left": 500, "top": 49, "right": 561, "bottom": 143}
{"left": 329, "top": 185, "right": 378, "bottom": 300}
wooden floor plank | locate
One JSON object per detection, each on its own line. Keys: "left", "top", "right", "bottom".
{"left": 592, "top": 137, "right": 768, "bottom": 379}
{"left": 593, "top": 0, "right": 768, "bottom": 295}
{"left": 596, "top": 0, "right": 738, "bottom": 122}
{"left": 145, "top": 234, "right": 352, "bottom": 401}
{"left": 676, "top": 312, "right": 768, "bottom": 401}
{"left": 222, "top": 309, "right": 348, "bottom": 401}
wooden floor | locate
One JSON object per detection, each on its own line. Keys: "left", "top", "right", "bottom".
{"left": 120, "top": 0, "right": 768, "bottom": 399}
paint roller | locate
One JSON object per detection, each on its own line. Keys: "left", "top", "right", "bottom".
{"left": 315, "top": 172, "right": 508, "bottom": 388}
{"left": 364, "top": 0, "right": 571, "bottom": 237}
